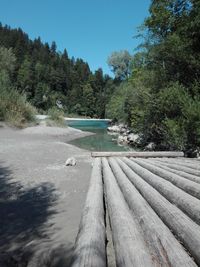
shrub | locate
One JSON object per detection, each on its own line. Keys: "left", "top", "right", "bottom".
{"left": 144, "top": 82, "right": 200, "bottom": 153}
{"left": 0, "top": 87, "right": 36, "bottom": 127}
{"left": 162, "top": 118, "right": 186, "bottom": 150}
{"left": 47, "top": 107, "right": 66, "bottom": 127}
{"left": 182, "top": 97, "right": 200, "bottom": 153}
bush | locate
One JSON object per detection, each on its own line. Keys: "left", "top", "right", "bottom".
{"left": 105, "top": 83, "right": 127, "bottom": 122}
{"left": 182, "top": 97, "right": 200, "bottom": 153}
{"left": 0, "top": 87, "right": 36, "bottom": 127}
{"left": 142, "top": 82, "right": 200, "bottom": 153}
{"left": 162, "top": 118, "right": 186, "bottom": 150}
{"left": 47, "top": 107, "right": 66, "bottom": 127}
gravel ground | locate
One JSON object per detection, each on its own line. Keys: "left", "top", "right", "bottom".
{"left": 0, "top": 124, "right": 94, "bottom": 266}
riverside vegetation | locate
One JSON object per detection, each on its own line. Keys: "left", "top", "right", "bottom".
{"left": 0, "top": 0, "right": 200, "bottom": 154}
{"left": 106, "top": 0, "right": 200, "bottom": 156}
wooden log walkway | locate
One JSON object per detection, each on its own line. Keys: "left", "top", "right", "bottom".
{"left": 71, "top": 158, "right": 106, "bottom": 267}
{"left": 73, "top": 153, "right": 200, "bottom": 266}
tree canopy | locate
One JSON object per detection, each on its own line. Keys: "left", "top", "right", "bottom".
{"left": 107, "top": 50, "right": 132, "bottom": 80}
{"left": 0, "top": 24, "right": 116, "bottom": 118}
{"left": 106, "top": 0, "right": 200, "bottom": 154}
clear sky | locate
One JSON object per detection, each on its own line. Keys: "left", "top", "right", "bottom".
{"left": 0, "top": 0, "right": 151, "bottom": 75}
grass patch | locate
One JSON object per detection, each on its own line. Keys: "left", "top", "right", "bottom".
{"left": 0, "top": 87, "right": 37, "bottom": 128}
{"left": 47, "top": 107, "right": 66, "bottom": 127}
{"left": 65, "top": 112, "right": 92, "bottom": 119}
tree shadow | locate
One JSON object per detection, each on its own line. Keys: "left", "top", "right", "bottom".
{"left": 0, "top": 163, "right": 74, "bottom": 267}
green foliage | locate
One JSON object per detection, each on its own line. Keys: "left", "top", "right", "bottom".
{"left": 47, "top": 107, "right": 65, "bottom": 127}
{"left": 0, "top": 46, "right": 16, "bottom": 74}
{"left": 129, "top": 0, "right": 200, "bottom": 153}
{"left": 0, "top": 87, "right": 36, "bottom": 127}
{"left": 81, "top": 83, "right": 95, "bottom": 117}
{"left": 162, "top": 118, "right": 186, "bottom": 150}
{"left": 105, "top": 83, "right": 129, "bottom": 122}
{"left": 0, "top": 24, "right": 116, "bottom": 118}
{"left": 0, "top": 46, "right": 16, "bottom": 88}
{"left": 107, "top": 50, "right": 132, "bottom": 80}
{"left": 0, "top": 46, "right": 36, "bottom": 127}
{"left": 17, "top": 56, "right": 33, "bottom": 96}
{"left": 160, "top": 92, "right": 200, "bottom": 151}
{"left": 182, "top": 97, "right": 200, "bottom": 151}
{"left": 106, "top": 0, "right": 200, "bottom": 154}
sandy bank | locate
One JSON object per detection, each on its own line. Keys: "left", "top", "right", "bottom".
{"left": 21, "top": 124, "right": 94, "bottom": 140}
{"left": 0, "top": 125, "right": 93, "bottom": 266}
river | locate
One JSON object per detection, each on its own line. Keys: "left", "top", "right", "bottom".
{"left": 66, "top": 119, "right": 129, "bottom": 151}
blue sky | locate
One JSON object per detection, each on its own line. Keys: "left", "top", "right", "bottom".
{"left": 0, "top": 0, "right": 151, "bottom": 75}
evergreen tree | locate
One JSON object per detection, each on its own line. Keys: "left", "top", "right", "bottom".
{"left": 0, "top": 23, "right": 115, "bottom": 118}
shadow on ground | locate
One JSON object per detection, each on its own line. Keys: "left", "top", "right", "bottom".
{"left": 0, "top": 163, "right": 74, "bottom": 267}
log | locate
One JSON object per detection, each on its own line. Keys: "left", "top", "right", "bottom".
{"left": 116, "top": 158, "right": 200, "bottom": 266}
{"left": 71, "top": 158, "right": 106, "bottom": 267}
{"left": 91, "top": 151, "right": 184, "bottom": 158}
{"left": 155, "top": 158, "right": 200, "bottom": 170}
{"left": 132, "top": 158, "right": 200, "bottom": 199}
{"left": 147, "top": 159, "right": 200, "bottom": 184}
{"left": 152, "top": 159, "right": 200, "bottom": 177}
{"left": 123, "top": 157, "right": 200, "bottom": 225}
{"left": 108, "top": 158, "right": 197, "bottom": 267}
{"left": 102, "top": 158, "right": 154, "bottom": 267}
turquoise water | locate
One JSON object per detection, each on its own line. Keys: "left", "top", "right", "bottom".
{"left": 67, "top": 119, "right": 128, "bottom": 151}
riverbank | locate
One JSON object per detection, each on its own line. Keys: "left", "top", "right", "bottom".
{"left": 36, "top": 114, "right": 111, "bottom": 122}
{"left": 0, "top": 124, "right": 94, "bottom": 266}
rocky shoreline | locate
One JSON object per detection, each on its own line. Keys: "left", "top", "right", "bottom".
{"left": 108, "top": 124, "right": 200, "bottom": 157}
{"left": 107, "top": 124, "right": 155, "bottom": 151}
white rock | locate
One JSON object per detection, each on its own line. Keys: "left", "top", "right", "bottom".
{"left": 65, "top": 157, "right": 76, "bottom": 166}
{"left": 118, "top": 135, "right": 128, "bottom": 144}
{"left": 107, "top": 125, "right": 121, "bottom": 133}
{"left": 127, "top": 133, "right": 140, "bottom": 143}
{"left": 107, "top": 131, "right": 118, "bottom": 136}
{"left": 145, "top": 142, "right": 156, "bottom": 151}
{"left": 107, "top": 124, "right": 128, "bottom": 133}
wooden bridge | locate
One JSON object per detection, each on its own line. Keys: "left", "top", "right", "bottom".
{"left": 71, "top": 152, "right": 200, "bottom": 267}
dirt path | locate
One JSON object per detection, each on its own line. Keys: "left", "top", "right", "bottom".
{"left": 0, "top": 125, "right": 93, "bottom": 266}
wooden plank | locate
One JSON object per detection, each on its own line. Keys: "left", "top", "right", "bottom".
{"left": 91, "top": 151, "right": 184, "bottom": 158}
{"left": 102, "top": 158, "right": 155, "bottom": 267}
{"left": 147, "top": 159, "right": 200, "bottom": 184}
{"left": 71, "top": 158, "right": 106, "bottom": 267}
{"left": 132, "top": 158, "right": 200, "bottom": 199}
{"left": 117, "top": 158, "right": 200, "bottom": 266}
{"left": 108, "top": 158, "right": 197, "bottom": 267}
{"left": 123, "top": 157, "right": 200, "bottom": 225}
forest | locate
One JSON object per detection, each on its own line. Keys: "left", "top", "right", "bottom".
{"left": 0, "top": 22, "right": 117, "bottom": 118}
{"left": 0, "top": 0, "right": 200, "bottom": 154}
